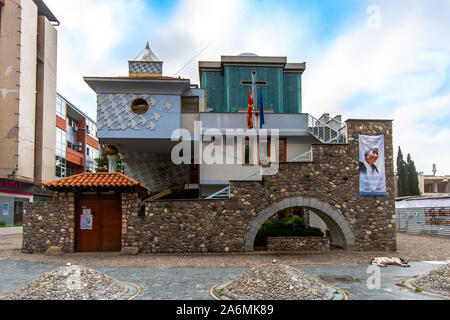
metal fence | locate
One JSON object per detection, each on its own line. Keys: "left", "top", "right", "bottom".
{"left": 396, "top": 207, "right": 450, "bottom": 237}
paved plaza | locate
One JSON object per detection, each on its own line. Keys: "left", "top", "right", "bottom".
{"left": 0, "top": 228, "right": 448, "bottom": 300}
{"left": 0, "top": 258, "right": 448, "bottom": 300}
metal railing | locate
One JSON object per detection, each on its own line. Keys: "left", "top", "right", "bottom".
{"left": 152, "top": 171, "right": 191, "bottom": 193}
{"left": 204, "top": 114, "right": 346, "bottom": 199}
{"left": 308, "top": 114, "right": 346, "bottom": 144}
{"left": 205, "top": 186, "right": 230, "bottom": 199}
{"left": 289, "top": 149, "right": 312, "bottom": 162}
{"left": 320, "top": 114, "right": 346, "bottom": 130}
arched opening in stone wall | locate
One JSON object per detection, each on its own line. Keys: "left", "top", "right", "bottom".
{"left": 245, "top": 197, "right": 356, "bottom": 252}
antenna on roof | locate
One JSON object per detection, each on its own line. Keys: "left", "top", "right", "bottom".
{"left": 172, "top": 41, "right": 214, "bottom": 77}
{"left": 432, "top": 164, "right": 437, "bottom": 176}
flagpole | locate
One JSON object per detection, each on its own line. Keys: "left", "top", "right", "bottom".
{"left": 251, "top": 71, "right": 258, "bottom": 132}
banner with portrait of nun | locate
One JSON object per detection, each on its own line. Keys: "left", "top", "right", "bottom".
{"left": 359, "top": 134, "right": 387, "bottom": 196}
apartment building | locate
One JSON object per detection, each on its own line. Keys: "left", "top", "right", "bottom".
{"left": 0, "top": 0, "right": 58, "bottom": 224}
{"left": 55, "top": 93, "right": 99, "bottom": 180}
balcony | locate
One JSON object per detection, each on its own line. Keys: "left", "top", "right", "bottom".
{"left": 66, "top": 147, "right": 84, "bottom": 167}
{"left": 199, "top": 113, "right": 309, "bottom": 136}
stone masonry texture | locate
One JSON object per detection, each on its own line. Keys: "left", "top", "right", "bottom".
{"left": 23, "top": 192, "right": 75, "bottom": 253}
{"left": 23, "top": 120, "right": 396, "bottom": 253}
{"left": 125, "top": 120, "right": 396, "bottom": 253}
{"left": 266, "top": 237, "right": 330, "bottom": 252}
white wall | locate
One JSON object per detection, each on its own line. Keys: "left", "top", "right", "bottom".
{"left": 200, "top": 135, "right": 316, "bottom": 184}
{"left": 37, "top": 15, "right": 57, "bottom": 183}
{"left": 17, "top": 0, "right": 38, "bottom": 182}
{"left": 286, "top": 136, "right": 318, "bottom": 161}
{"left": 0, "top": 0, "right": 22, "bottom": 180}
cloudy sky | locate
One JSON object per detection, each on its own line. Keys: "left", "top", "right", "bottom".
{"left": 45, "top": 0, "right": 450, "bottom": 175}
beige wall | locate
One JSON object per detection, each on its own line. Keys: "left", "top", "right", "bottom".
{"left": 17, "top": 0, "right": 38, "bottom": 182}
{"left": 35, "top": 15, "right": 57, "bottom": 184}
{"left": 0, "top": 0, "right": 57, "bottom": 185}
{"left": 199, "top": 137, "right": 262, "bottom": 183}
{"left": 286, "top": 136, "right": 317, "bottom": 161}
{"left": 0, "top": 0, "right": 22, "bottom": 180}
{"left": 180, "top": 113, "right": 199, "bottom": 133}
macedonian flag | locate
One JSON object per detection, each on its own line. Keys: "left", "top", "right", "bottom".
{"left": 247, "top": 88, "right": 254, "bottom": 129}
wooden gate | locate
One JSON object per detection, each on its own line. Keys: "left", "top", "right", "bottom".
{"left": 75, "top": 194, "right": 122, "bottom": 252}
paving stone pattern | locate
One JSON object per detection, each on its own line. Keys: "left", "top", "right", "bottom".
{"left": 0, "top": 259, "right": 443, "bottom": 300}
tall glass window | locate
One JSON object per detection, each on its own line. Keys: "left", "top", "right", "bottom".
{"left": 56, "top": 95, "right": 66, "bottom": 119}
{"left": 86, "top": 119, "right": 97, "bottom": 139}
{"left": 55, "top": 127, "right": 66, "bottom": 179}
{"left": 85, "top": 146, "right": 98, "bottom": 173}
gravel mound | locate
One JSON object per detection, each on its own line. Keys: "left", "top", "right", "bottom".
{"left": 413, "top": 263, "right": 450, "bottom": 297}
{"left": 9, "top": 265, "right": 126, "bottom": 300}
{"left": 223, "top": 263, "right": 335, "bottom": 300}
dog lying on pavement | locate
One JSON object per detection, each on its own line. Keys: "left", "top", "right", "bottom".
{"left": 370, "top": 257, "right": 410, "bottom": 267}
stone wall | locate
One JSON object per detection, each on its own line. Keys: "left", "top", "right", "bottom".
{"left": 121, "top": 192, "right": 140, "bottom": 248}
{"left": 266, "top": 237, "right": 330, "bottom": 252}
{"left": 22, "top": 192, "right": 75, "bottom": 253}
{"left": 126, "top": 119, "right": 396, "bottom": 253}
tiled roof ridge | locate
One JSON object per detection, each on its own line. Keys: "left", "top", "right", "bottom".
{"left": 43, "top": 172, "right": 149, "bottom": 191}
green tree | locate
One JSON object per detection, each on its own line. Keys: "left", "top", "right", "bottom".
{"left": 396, "top": 147, "right": 408, "bottom": 197}
{"left": 406, "top": 153, "right": 420, "bottom": 196}
{"left": 95, "top": 150, "right": 124, "bottom": 173}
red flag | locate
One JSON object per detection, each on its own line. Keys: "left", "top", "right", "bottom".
{"left": 247, "top": 89, "right": 254, "bottom": 129}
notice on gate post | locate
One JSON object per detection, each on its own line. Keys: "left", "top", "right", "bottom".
{"left": 80, "top": 208, "right": 93, "bottom": 230}
{"left": 359, "top": 134, "right": 387, "bottom": 196}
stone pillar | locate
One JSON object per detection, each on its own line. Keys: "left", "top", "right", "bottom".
{"left": 433, "top": 183, "right": 438, "bottom": 193}
{"left": 121, "top": 192, "right": 140, "bottom": 249}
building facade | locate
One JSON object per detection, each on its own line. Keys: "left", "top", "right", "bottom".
{"left": 55, "top": 93, "right": 99, "bottom": 180}
{"left": 85, "top": 46, "right": 345, "bottom": 199}
{"left": 0, "top": 0, "right": 58, "bottom": 225}
{"left": 418, "top": 172, "right": 450, "bottom": 195}
{"left": 23, "top": 43, "right": 396, "bottom": 253}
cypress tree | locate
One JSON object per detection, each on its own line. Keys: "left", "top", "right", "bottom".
{"left": 406, "top": 153, "right": 420, "bottom": 195}
{"left": 396, "top": 147, "right": 408, "bottom": 197}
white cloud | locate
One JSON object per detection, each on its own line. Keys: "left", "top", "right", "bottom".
{"left": 393, "top": 93, "right": 450, "bottom": 175}
{"left": 45, "top": 0, "right": 149, "bottom": 119}
{"left": 151, "top": 0, "right": 311, "bottom": 83}
{"left": 302, "top": 1, "right": 450, "bottom": 173}
{"left": 44, "top": 0, "right": 450, "bottom": 174}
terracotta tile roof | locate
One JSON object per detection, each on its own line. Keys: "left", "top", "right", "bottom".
{"left": 44, "top": 172, "right": 149, "bottom": 193}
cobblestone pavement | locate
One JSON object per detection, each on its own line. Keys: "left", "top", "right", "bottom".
{"left": 0, "top": 258, "right": 447, "bottom": 300}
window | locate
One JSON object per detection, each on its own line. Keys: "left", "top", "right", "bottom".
{"left": 131, "top": 98, "right": 149, "bottom": 115}
{"left": 244, "top": 137, "right": 253, "bottom": 165}
{"left": 55, "top": 127, "right": 66, "bottom": 179}
{"left": 66, "top": 163, "right": 76, "bottom": 177}
{"left": 56, "top": 95, "right": 66, "bottom": 119}
{"left": 182, "top": 96, "right": 199, "bottom": 113}
{"left": 85, "top": 146, "right": 98, "bottom": 173}
{"left": 279, "top": 138, "right": 287, "bottom": 162}
{"left": 86, "top": 119, "right": 97, "bottom": 139}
